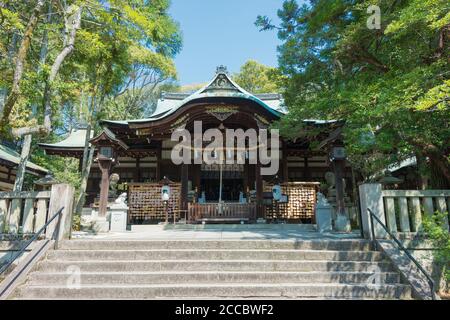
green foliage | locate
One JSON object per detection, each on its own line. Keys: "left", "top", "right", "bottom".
{"left": 232, "top": 60, "right": 283, "bottom": 93}
{"left": 0, "top": 0, "right": 182, "bottom": 127}
{"left": 257, "top": 0, "right": 450, "bottom": 185}
{"left": 23, "top": 138, "right": 81, "bottom": 190}
{"left": 0, "top": 0, "right": 182, "bottom": 193}
{"left": 72, "top": 214, "right": 81, "bottom": 232}
{"left": 423, "top": 212, "right": 450, "bottom": 281}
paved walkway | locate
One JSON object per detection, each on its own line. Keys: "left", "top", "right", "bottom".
{"left": 72, "top": 224, "right": 362, "bottom": 241}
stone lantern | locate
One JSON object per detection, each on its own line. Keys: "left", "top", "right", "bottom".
{"left": 329, "top": 145, "right": 351, "bottom": 232}
{"left": 34, "top": 172, "right": 59, "bottom": 191}
{"left": 89, "top": 129, "right": 128, "bottom": 218}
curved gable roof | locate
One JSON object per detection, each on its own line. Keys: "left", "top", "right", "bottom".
{"left": 102, "top": 66, "right": 285, "bottom": 127}
{"left": 0, "top": 144, "right": 48, "bottom": 175}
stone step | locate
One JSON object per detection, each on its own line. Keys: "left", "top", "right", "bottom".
{"left": 35, "top": 260, "right": 394, "bottom": 273}
{"left": 58, "top": 240, "right": 373, "bottom": 251}
{"left": 26, "top": 271, "right": 402, "bottom": 285}
{"left": 12, "top": 238, "right": 413, "bottom": 300}
{"left": 45, "top": 249, "right": 385, "bottom": 262}
{"left": 13, "top": 283, "right": 412, "bottom": 300}
{"left": 141, "top": 224, "right": 318, "bottom": 231}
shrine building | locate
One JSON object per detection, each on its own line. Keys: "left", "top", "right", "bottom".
{"left": 39, "top": 66, "right": 358, "bottom": 226}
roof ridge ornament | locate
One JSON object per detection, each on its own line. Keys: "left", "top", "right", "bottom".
{"left": 216, "top": 65, "right": 228, "bottom": 74}
{"left": 206, "top": 67, "right": 236, "bottom": 91}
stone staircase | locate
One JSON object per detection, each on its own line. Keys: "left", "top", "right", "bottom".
{"left": 10, "top": 239, "right": 412, "bottom": 299}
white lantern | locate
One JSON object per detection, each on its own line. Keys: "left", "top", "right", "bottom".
{"left": 272, "top": 184, "right": 282, "bottom": 201}
{"left": 161, "top": 185, "right": 170, "bottom": 201}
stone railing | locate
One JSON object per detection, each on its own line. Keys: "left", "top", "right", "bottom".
{"left": 0, "top": 184, "right": 74, "bottom": 239}
{"left": 0, "top": 191, "right": 50, "bottom": 234}
{"left": 359, "top": 183, "right": 450, "bottom": 238}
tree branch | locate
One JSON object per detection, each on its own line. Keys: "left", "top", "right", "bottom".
{"left": 0, "top": 0, "right": 46, "bottom": 129}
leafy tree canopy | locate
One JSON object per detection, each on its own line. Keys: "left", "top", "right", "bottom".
{"left": 233, "top": 60, "right": 283, "bottom": 94}
{"left": 0, "top": 0, "right": 182, "bottom": 188}
{"left": 257, "top": 0, "right": 450, "bottom": 186}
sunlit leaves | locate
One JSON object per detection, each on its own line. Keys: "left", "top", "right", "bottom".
{"left": 128, "top": 44, "right": 176, "bottom": 78}
{"left": 261, "top": 0, "right": 450, "bottom": 182}
{"left": 232, "top": 60, "right": 282, "bottom": 94}
{"left": 415, "top": 80, "right": 450, "bottom": 112}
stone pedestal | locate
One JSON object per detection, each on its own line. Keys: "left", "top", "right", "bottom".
{"left": 334, "top": 214, "right": 351, "bottom": 232}
{"left": 81, "top": 208, "right": 110, "bottom": 233}
{"left": 315, "top": 193, "right": 332, "bottom": 233}
{"left": 109, "top": 202, "right": 128, "bottom": 232}
{"left": 94, "top": 216, "right": 110, "bottom": 233}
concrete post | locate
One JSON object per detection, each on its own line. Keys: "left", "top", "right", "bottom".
{"left": 358, "top": 183, "right": 387, "bottom": 239}
{"left": 46, "top": 183, "right": 75, "bottom": 240}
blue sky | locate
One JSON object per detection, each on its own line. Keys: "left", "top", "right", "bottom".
{"left": 169, "top": 0, "right": 283, "bottom": 85}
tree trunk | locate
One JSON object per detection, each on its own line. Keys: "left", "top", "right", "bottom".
{"left": 11, "top": 3, "right": 52, "bottom": 192}
{"left": 415, "top": 152, "right": 429, "bottom": 190}
{"left": 42, "top": 5, "right": 82, "bottom": 131}
{"left": 0, "top": 0, "right": 46, "bottom": 128}
{"left": 74, "top": 145, "right": 95, "bottom": 216}
{"left": 12, "top": 134, "right": 32, "bottom": 192}
{"left": 410, "top": 138, "right": 450, "bottom": 188}
{"left": 11, "top": 4, "right": 83, "bottom": 137}
{"left": 11, "top": 5, "right": 83, "bottom": 192}
{"left": 74, "top": 109, "right": 95, "bottom": 215}
{"left": 435, "top": 25, "right": 449, "bottom": 58}
{"left": 427, "top": 152, "right": 450, "bottom": 188}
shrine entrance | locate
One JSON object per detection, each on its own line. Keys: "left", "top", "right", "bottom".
{"left": 199, "top": 164, "right": 246, "bottom": 203}
{"left": 201, "top": 178, "right": 243, "bottom": 202}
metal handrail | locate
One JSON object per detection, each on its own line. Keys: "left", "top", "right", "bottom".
{"left": 0, "top": 207, "right": 64, "bottom": 275}
{"left": 367, "top": 208, "right": 436, "bottom": 300}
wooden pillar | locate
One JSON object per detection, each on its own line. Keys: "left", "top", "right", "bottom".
{"left": 255, "top": 162, "right": 263, "bottom": 201}
{"left": 134, "top": 157, "right": 140, "bottom": 182}
{"left": 98, "top": 157, "right": 112, "bottom": 217}
{"left": 243, "top": 163, "right": 249, "bottom": 194}
{"left": 255, "top": 162, "right": 263, "bottom": 219}
{"left": 156, "top": 147, "right": 162, "bottom": 181}
{"left": 282, "top": 142, "right": 288, "bottom": 182}
{"left": 194, "top": 164, "right": 201, "bottom": 195}
{"left": 181, "top": 163, "right": 189, "bottom": 210}
{"left": 304, "top": 157, "right": 310, "bottom": 181}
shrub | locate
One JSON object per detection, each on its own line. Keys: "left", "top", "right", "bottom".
{"left": 72, "top": 214, "right": 81, "bottom": 232}
{"left": 422, "top": 211, "right": 450, "bottom": 282}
